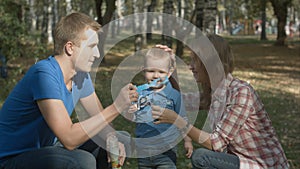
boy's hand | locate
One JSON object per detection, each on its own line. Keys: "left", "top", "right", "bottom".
{"left": 184, "top": 140, "right": 193, "bottom": 158}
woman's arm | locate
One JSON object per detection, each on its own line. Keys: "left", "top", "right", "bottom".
{"left": 152, "top": 105, "right": 212, "bottom": 149}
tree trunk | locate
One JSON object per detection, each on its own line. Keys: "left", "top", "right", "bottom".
{"left": 111, "top": 12, "right": 116, "bottom": 39}
{"left": 221, "top": 0, "right": 226, "bottom": 33}
{"left": 195, "top": 0, "right": 204, "bottom": 36}
{"left": 131, "top": 0, "right": 136, "bottom": 33}
{"left": 146, "top": 0, "right": 157, "bottom": 40}
{"left": 175, "top": 0, "right": 182, "bottom": 58}
{"left": 95, "top": 0, "right": 103, "bottom": 24}
{"left": 227, "top": 0, "right": 233, "bottom": 35}
{"left": 79, "top": 0, "right": 90, "bottom": 14}
{"left": 95, "top": 0, "right": 116, "bottom": 62}
{"left": 134, "top": 0, "right": 146, "bottom": 51}
{"left": 175, "top": 40, "right": 184, "bottom": 58}
{"left": 52, "top": 0, "right": 58, "bottom": 40}
{"left": 66, "top": 0, "right": 72, "bottom": 14}
{"left": 175, "top": 0, "right": 195, "bottom": 58}
{"left": 270, "top": 0, "right": 292, "bottom": 46}
{"left": 116, "top": 0, "right": 122, "bottom": 36}
{"left": 162, "top": 0, "right": 174, "bottom": 48}
{"left": 260, "top": 0, "right": 267, "bottom": 40}
{"left": 41, "top": 0, "right": 49, "bottom": 44}
{"left": 27, "top": 0, "right": 36, "bottom": 32}
{"left": 203, "top": 0, "right": 217, "bottom": 34}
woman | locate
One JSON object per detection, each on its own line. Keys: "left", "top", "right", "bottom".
{"left": 152, "top": 34, "right": 289, "bottom": 169}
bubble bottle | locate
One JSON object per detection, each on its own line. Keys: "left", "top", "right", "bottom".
{"left": 107, "top": 134, "right": 122, "bottom": 169}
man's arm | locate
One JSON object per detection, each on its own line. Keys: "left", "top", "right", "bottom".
{"left": 38, "top": 98, "right": 119, "bottom": 150}
{"left": 38, "top": 84, "right": 137, "bottom": 150}
{"left": 80, "top": 92, "right": 104, "bottom": 116}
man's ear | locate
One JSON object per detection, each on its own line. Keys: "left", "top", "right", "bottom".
{"left": 64, "top": 41, "right": 73, "bottom": 56}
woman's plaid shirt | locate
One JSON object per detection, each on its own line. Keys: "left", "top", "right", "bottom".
{"left": 209, "top": 74, "right": 289, "bottom": 169}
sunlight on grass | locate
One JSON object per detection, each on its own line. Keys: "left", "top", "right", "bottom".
{"left": 234, "top": 70, "right": 300, "bottom": 99}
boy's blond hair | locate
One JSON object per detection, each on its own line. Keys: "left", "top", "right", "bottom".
{"left": 144, "top": 48, "right": 176, "bottom": 70}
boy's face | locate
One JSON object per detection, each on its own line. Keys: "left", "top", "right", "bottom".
{"left": 144, "top": 57, "right": 172, "bottom": 88}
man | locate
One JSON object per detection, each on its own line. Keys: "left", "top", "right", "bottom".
{"left": 0, "top": 12, "right": 137, "bottom": 169}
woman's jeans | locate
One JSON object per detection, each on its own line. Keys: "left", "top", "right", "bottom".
{"left": 191, "top": 148, "right": 240, "bottom": 169}
{"left": 0, "top": 140, "right": 109, "bottom": 169}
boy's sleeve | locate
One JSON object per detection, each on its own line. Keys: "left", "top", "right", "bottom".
{"left": 175, "top": 94, "right": 188, "bottom": 121}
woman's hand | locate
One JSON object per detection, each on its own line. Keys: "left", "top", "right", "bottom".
{"left": 155, "top": 44, "right": 172, "bottom": 53}
{"left": 152, "top": 105, "right": 190, "bottom": 131}
{"left": 151, "top": 105, "right": 179, "bottom": 124}
{"left": 154, "top": 44, "right": 175, "bottom": 64}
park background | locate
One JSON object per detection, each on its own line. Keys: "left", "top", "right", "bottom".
{"left": 0, "top": 0, "right": 299, "bottom": 168}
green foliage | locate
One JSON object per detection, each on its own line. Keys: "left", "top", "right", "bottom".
{"left": 0, "top": 0, "right": 28, "bottom": 61}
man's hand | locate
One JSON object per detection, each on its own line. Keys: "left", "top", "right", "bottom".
{"left": 114, "top": 83, "right": 138, "bottom": 113}
{"left": 128, "top": 104, "right": 138, "bottom": 114}
{"left": 107, "top": 142, "right": 126, "bottom": 166}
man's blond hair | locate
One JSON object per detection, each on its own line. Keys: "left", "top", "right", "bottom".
{"left": 54, "top": 12, "right": 101, "bottom": 55}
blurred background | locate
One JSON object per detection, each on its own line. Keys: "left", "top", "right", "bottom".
{"left": 0, "top": 0, "right": 299, "bottom": 168}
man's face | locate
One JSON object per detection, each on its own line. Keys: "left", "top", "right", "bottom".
{"left": 74, "top": 28, "right": 100, "bottom": 72}
{"left": 144, "top": 57, "right": 171, "bottom": 88}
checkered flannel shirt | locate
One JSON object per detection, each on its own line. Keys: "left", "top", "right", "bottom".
{"left": 209, "top": 74, "right": 289, "bottom": 169}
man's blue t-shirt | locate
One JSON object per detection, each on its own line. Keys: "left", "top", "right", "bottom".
{"left": 0, "top": 56, "right": 94, "bottom": 162}
{"left": 134, "top": 82, "right": 186, "bottom": 150}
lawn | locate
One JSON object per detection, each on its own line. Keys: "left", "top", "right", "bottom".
{"left": 0, "top": 35, "right": 299, "bottom": 168}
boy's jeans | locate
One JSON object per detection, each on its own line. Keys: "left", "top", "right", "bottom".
{"left": 191, "top": 148, "right": 240, "bottom": 169}
{"left": 137, "top": 148, "right": 177, "bottom": 169}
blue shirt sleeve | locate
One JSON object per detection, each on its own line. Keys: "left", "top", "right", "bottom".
{"left": 31, "top": 63, "right": 64, "bottom": 101}
{"left": 72, "top": 72, "right": 95, "bottom": 104}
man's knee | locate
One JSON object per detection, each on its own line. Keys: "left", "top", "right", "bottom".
{"left": 73, "top": 149, "right": 97, "bottom": 169}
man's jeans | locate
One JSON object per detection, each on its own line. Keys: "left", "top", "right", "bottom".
{"left": 191, "top": 148, "right": 240, "bottom": 169}
{"left": 0, "top": 140, "right": 109, "bottom": 169}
